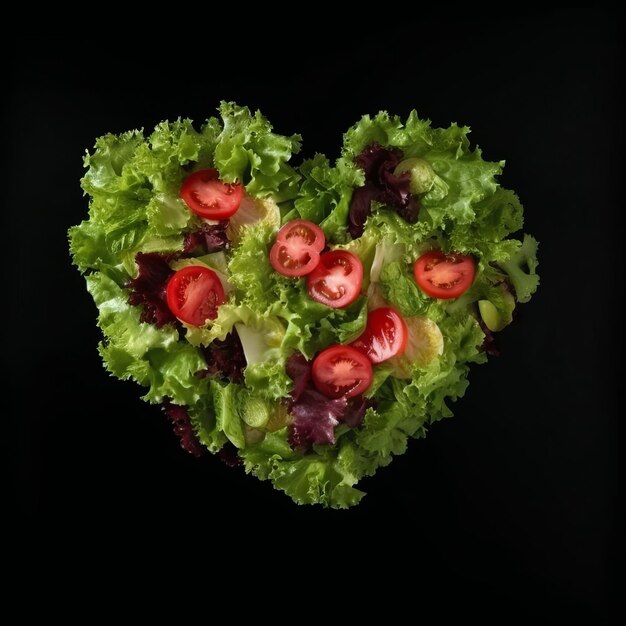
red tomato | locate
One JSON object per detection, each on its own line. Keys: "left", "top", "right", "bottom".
{"left": 307, "top": 250, "right": 363, "bottom": 308}
{"left": 351, "top": 307, "right": 408, "bottom": 364}
{"left": 180, "top": 168, "right": 244, "bottom": 219}
{"left": 269, "top": 219, "right": 326, "bottom": 277}
{"left": 414, "top": 250, "right": 476, "bottom": 299}
{"left": 166, "top": 265, "right": 225, "bottom": 326}
{"left": 312, "top": 345, "right": 373, "bottom": 399}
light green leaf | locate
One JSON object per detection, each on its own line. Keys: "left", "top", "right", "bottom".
{"left": 499, "top": 235, "right": 540, "bottom": 303}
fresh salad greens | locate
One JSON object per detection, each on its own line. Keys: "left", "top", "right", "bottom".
{"left": 69, "top": 103, "right": 539, "bottom": 508}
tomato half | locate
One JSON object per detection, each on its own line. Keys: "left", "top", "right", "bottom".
{"left": 269, "top": 219, "right": 326, "bottom": 277}
{"left": 307, "top": 250, "right": 363, "bottom": 308}
{"left": 180, "top": 168, "right": 244, "bottom": 219}
{"left": 312, "top": 345, "right": 373, "bottom": 399}
{"left": 166, "top": 265, "right": 225, "bottom": 326}
{"left": 351, "top": 307, "right": 408, "bottom": 364}
{"left": 414, "top": 250, "right": 476, "bottom": 299}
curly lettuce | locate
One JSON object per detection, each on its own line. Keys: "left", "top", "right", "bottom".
{"left": 69, "top": 105, "right": 539, "bottom": 509}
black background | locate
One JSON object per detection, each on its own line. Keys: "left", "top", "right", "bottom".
{"left": 6, "top": 11, "right": 622, "bottom": 620}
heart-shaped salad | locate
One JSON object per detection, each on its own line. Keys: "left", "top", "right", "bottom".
{"left": 69, "top": 102, "right": 539, "bottom": 508}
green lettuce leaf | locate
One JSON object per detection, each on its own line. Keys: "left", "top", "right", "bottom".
{"left": 86, "top": 272, "right": 207, "bottom": 406}
{"left": 210, "top": 380, "right": 247, "bottom": 449}
{"left": 187, "top": 396, "right": 227, "bottom": 453}
{"left": 499, "top": 234, "right": 540, "bottom": 303}
{"left": 379, "top": 259, "right": 446, "bottom": 320}
{"left": 214, "top": 102, "right": 302, "bottom": 201}
{"left": 294, "top": 154, "right": 363, "bottom": 243}
{"left": 239, "top": 430, "right": 367, "bottom": 508}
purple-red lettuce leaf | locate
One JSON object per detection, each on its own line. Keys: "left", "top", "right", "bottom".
{"left": 183, "top": 221, "right": 231, "bottom": 255}
{"left": 285, "top": 352, "right": 369, "bottom": 449}
{"left": 197, "top": 331, "right": 247, "bottom": 383}
{"left": 349, "top": 143, "right": 420, "bottom": 238}
{"left": 163, "top": 401, "right": 204, "bottom": 457}
{"left": 127, "top": 252, "right": 176, "bottom": 327}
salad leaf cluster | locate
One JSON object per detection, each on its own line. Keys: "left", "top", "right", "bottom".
{"left": 69, "top": 104, "right": 539, "bottom": 508}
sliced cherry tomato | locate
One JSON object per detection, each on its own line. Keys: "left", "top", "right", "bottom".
{"left": 312, "top": 345, "right": 373, "bottom": 399}
{"left": 180, "top": 168, "right": 244, "bottom": 219}
{"left": 351, "top": 307, "right": 408, "bottom": 364}
{"left": 307, "top": 250, "right": 363, "bottom": 308}
{"left": 269, "top": 219, "right": 326, "bottom": 277}
{"left": 414, "top": 250, "right": 476, "bottom": 299}
{"left": 166, "top": 265, "right": 225, "bottom": 326}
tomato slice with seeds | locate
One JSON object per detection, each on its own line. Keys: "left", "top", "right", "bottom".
{"left": 414, "top": 250, "right": 476, "bottom": 299}
{"left": 269, "top": 219, "right": 326, "bottom": 277}
{"left": 180, "top": 168, "right": 244, "bottom": 220}
{"left": 312, "top": 345, "right": 373, "bottom": 399}
{"left": 351, "top": 307, "right": 408, "bottom": 364}
{"left": 306, "top": 250, "right": 363, "bottom": 308}
{"left": 166, "top": 265, "right": 225, "bottom": 326}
